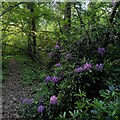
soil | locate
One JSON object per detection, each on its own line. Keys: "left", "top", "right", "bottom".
{"left": 2, "top": 58, "right": 33, "bottom": 120}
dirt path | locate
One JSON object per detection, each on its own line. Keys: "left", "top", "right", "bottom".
{"left": 2, "top": 58, "right": 33, "bottom": 119}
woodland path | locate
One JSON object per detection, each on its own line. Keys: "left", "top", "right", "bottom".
{"left": 2, "top": 58, "right": 33, "bottom": 120}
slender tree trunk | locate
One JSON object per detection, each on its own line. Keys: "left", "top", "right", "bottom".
{"left": 64, "top": 2, "right": 71, "bottom": 34}
{"left": 31, "top": 19, "right": 37, "bottom": 55}
{"left": 74, "top": 3, "right": 85, "bottom": 28}
{"left": 28, "top": 2, "right": 37, "bottom": 56}
{"left": 27, "top": 3, "right": 32, "bottom": 54}
{"left": 31, "top": 3, "right": 37, "bottom": 55}
{"left": 109, "top": 2, "right": 120, "bottom": 23}
{"left": 28, "top": 32, "right": 32, "bottom": 53}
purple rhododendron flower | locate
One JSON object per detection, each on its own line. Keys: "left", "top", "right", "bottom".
{"left": 55, "top": 41, "right": 61, "bottom": 49}
{"left": 45, "top": 76, "right": 51, "bottom": 83}
{"left": 74, "top": 67, "right": 83, "bottom": 73}
{"left": 55, "top": 44, "right": 60, "bottom": 49}
{"left": 38, "top": 105, "right": 44, "bottom": 113}
{"left": 83, "top": 63, "right": 92, "bottom": 71}
{"left": 22, "top": 98, "right": 27, "bottom": 104}
{"left": 98, "top": 48, "right": 105, "bottom": 55}
{"left": 51, "top": 76, "right": 59, "bottom": 83}
{"left": 96, "top": 63, "right": 103, "bottom": 71}
{"left": 55, "top": 63, "right": 61, "bottom": 67}
{"left": 50, "top": 95, "right": 58, "bottom": 105}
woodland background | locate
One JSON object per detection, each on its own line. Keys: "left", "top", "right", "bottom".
{"left": 1, "top": 2, "right": 120, "bottom": 119}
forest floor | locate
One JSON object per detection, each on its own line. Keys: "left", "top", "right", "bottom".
{"left": 2, "top": 58, "right": 33, "bottom": 119}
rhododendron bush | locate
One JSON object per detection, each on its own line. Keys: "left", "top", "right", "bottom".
{"left": 18, "top": 41, "right": 120, "bottom": 119}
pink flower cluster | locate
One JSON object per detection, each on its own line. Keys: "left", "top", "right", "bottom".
{"left": 83, "top": 63, "right": 92, "bottom": 71}
{"left": 74, "top": 62, "right": 104, "bottom": 73}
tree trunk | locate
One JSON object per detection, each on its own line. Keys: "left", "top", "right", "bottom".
{"left": 74, "top": 3, "right": 85, "bottom": 28}
{"left": 28, "top": 2, "right": 37, "bottom": 56}
{"left": 64, "top": 2, "right": 71, "bottom": 34}
{"left": 28, "top": 32, "right": 32, "bottom": 53}
{"left": 109, "top": 2, "right": 120, "bottom": 23}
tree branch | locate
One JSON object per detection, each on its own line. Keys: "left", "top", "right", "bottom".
{"left": 2, "top": 43, "right": 41, "bottom": 64}
{"left": 0, "top": 2, "right": 23, "bottom": 17}
{"left": 58, "top": 20, "right": 63, "bottom": 35}
{"left": 109, "top": 1, "right": 120, "bottom": 23}
{"left": 103, "top": 1, "right": 120, "bottom": 47}
{"left": 74, "top": 3, "right": 85, "bottom": 28}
